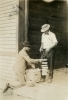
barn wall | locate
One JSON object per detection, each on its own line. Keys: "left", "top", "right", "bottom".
{"left": 0, "top": 55, "right": 15, "bottom": 80}
{"left": 28, "top": 0, "right": 68, "bottom": 68}
{"left": 0, "top": 0, "right": 19, "bottom": 81}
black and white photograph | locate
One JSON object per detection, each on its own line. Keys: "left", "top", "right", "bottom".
{"left": 0, "top": 0, "right": 68, "bottom": 100}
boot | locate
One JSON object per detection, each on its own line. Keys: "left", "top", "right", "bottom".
{"left": 40, "top": 75, "right": 46, "bottom": 82}
{"left": 47, "top": 75, "right": 52, "bottom": 83}
{"left": 3, "top": 83, "right": 10, "bottom": 93}
{"left": 47, "top": 78, "right": 52, "bottom": 83}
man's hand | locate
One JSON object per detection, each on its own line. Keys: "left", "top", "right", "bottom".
{"left": 39, "top": 47, "right": 43, "bottom": 52}
{"left": 45, "top": 48, "right": 51, "bottom": 54}
{"left": 31, "top": 64, "right": 35, "bottom": 68}
{"left": 38, "top": 59, "right": 43, "bottom": 63}
{"left": 39, "top": 59, "right": 47, "bottom": 63}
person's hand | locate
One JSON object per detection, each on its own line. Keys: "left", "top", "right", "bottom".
{"left": 45, "top": 48, "right": 51, "bottom": 53}
{"left": 39, "top": 47, "right": 43, "bottom": 52}
{"left": 31, "top": 64, "right": 35, "bottom": 68}
{"left": 39, "top": 59, "right": 43, "bottom": 63}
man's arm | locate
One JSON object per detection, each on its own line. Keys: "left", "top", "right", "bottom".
{"left": 49, "top": 41, "right": 58, "bottom": 50}
{"left": 22, "top": 51, "right": 42, "bottom": 68}
{"left": 40, "top": 34, "right": 44, "bottom": 52}
{"left": 46, "top": 41, "right": 58, "bottom": 52}
{"left": 40, "top": 42, "right": 43, "bottom": 52}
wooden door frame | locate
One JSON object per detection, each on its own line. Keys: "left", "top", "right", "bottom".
{"left": 24, "top": 0, "right": 29, "bottom": 42}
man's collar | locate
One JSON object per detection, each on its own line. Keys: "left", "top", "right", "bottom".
{"left": 43, "top": 31, "right": 50, "bottom": 35}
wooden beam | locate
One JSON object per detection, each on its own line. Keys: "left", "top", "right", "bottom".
{"left": 25, "top": 0, "right": 29, "bottom": 41}
{"left": 16, "top": 0, "right": 19, "bottom": 53}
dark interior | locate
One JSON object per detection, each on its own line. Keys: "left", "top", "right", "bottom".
{"left": 28, "top": 0, "right": 68, "bottom": 68}
{"left": 19, "top": 0, "right": 68, "bottom": 69}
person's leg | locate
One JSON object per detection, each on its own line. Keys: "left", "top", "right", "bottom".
{"left": 3, "top": 72, "right": 26, "bottom": 93}
{"left": 47, "top": 49, "right": 55, "bottom": 83}
{"left": 2, "top": 80, "right": 25, "bottom": 93}
{"left": 9, "top": 72, "right": 26, "bottom": 88}
{"left": 2, "top": 83, "right": 10, "bottom": 93}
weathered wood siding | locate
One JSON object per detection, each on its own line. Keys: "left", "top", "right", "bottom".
{"left": 0, "top": 0, "right": 19, "bottom": 81}
{"left": 0, "top": 56, "right": 15, "bottom": 80}
{"left": 28, "top": 0, "right": 68, "bottom": 68}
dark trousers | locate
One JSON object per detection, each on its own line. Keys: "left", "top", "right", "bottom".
{"left": 41, "top": 49, "right": 55, "bottom": 79}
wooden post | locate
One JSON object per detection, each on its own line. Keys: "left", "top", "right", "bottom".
{"left": 25, "top": 0, "right": 29, "bottom": 41}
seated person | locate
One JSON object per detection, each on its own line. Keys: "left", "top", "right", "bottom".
{"left": 40, "top": 24, "right": 58, "bottom": 82}
{"left": 3, "top": 41, "right": 42, "bottom": 93}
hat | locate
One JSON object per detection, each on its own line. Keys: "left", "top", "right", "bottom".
{"left": 41, "top": 24, "right": 50, "bottom": 32}
{"left": 22, "top": 41, "right": 30, "bottom": 47}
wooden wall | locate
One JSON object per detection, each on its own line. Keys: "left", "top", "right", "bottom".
{"left": 28, "top": 0, "right": 68, "bottom": 68}
{"left": 0, "top": 56, "right": 15, "bottom": 80}
{"left": 0, "top": 0, "right": 19, "bottom": 81}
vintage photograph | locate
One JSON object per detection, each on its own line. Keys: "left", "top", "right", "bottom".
{"left": 0, "top": 0, "right": 68, "bottom": 100}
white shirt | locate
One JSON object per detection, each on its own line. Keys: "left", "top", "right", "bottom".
{"left": 41, "top": 31, "right": 58, "bottom": 49}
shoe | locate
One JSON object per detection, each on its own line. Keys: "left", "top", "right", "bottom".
{"left": 40, "top": 75, "right": 46, "bottom": 82}
{"left": 40, "top": 77, "right": 45, "bottom": 82}
{"left": 47, "top": 78, "right": 52, "bottom": 83}
{"left": 2, "top": 83, "right": 10, "bottom": 93}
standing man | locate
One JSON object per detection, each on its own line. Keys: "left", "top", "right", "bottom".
{"left": 3, "top": 41, "right": 42, "bottom": 93}
{"left": 40, "top": 24, "right": 58, "bottom": 82}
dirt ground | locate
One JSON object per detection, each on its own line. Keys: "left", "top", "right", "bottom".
{"left": 0, "top": 88, "right": 32, "bottom": 100}
{"left": 0, "top": 68, "right": 68, "bottom": 100}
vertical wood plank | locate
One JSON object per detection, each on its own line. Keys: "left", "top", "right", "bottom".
{"left": 16, "top": 0, "right": 19, "bottom": 54}
{"left": 25, "top": 0, "right": 29, "bottom": 41}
